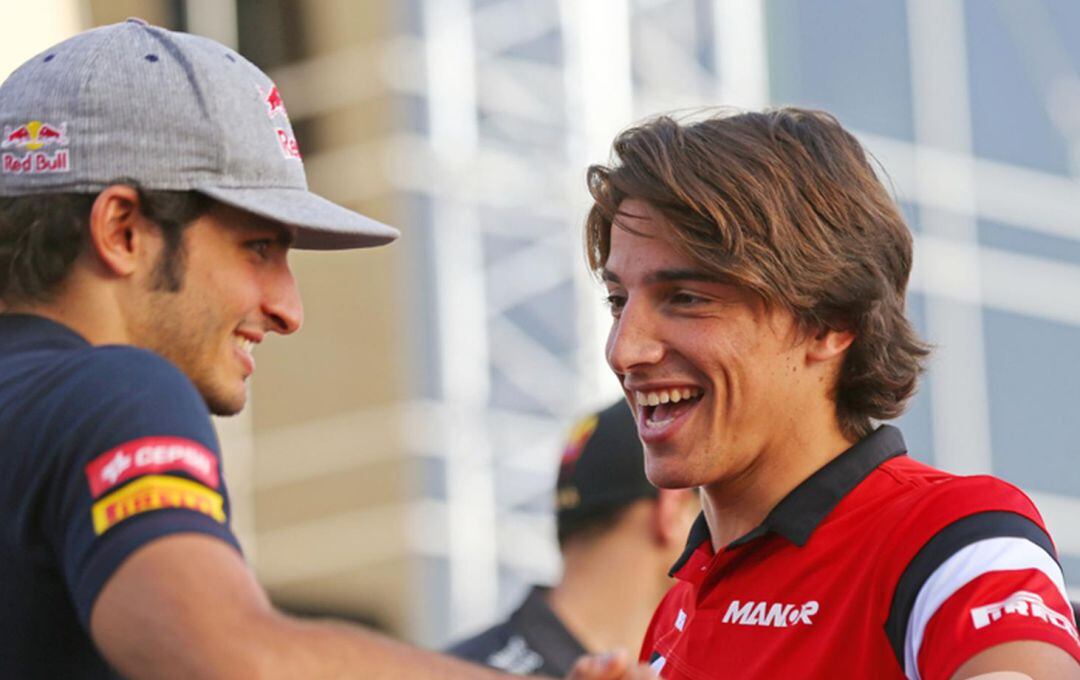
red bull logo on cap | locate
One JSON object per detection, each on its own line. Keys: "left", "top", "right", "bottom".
{"left": 2, "top": 120, "right": 68, "bottom": 150}
{"left": 263, "top": 85, "right": 287, "bottom": 118}
{"left": 276, "top": 128, "right": 301, "bottom": 160}
{"left": 257, "top": 84, "right": 300, "bottom": 161}
{"left": 1, "top": 119, "right": 70, "bottom": 175}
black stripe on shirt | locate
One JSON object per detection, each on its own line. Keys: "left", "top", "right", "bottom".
{"left": 884, "top": 510, "right": 1057, "bottom": 668}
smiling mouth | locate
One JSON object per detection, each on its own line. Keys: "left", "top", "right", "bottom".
{"left": 231, "top": 334, "right": 258, "bottom": 376}
{"left": 634, "top": 387, "right": 703, "bottom": 428}
{"left": 233, "top": 335, "right": 255, "bottom": 354}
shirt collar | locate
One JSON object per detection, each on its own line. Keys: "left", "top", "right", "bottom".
{"left": 0, "top": 313, "right": 89, "bottom": 350}
{"left": 510, "top": 586, "right": 588, "bottom": 674}
{"left": 669, "top": 425, "right": 908, "bottom": 576}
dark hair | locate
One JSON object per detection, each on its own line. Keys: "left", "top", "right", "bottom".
{"left": 584, "top": 108, "right": 930, "bottom": 440}
{"left": 557, "top": 503, "right": 635, "bottom": 550}
{"left": 0, "top": 183, "right": 211, "bottom": 304}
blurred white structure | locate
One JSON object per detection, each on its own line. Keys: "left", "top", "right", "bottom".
{"left": 387, "top": 0, "right": 1080, "bottom": 642}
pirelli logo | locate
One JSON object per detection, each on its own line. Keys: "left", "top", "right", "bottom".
{"left": 91, "top": 475, "right": 226, "bottom": 535}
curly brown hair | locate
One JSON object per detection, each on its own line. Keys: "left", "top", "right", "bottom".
{"left": 584, "top": 108, "right": 930, "bottom": 440}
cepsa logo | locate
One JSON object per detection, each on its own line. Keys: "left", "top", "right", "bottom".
{"left": 84, "top": 436, "right": 219, "bottom": 498}
{"left": 1, "top": 120, "right": 70, "bottom": 175}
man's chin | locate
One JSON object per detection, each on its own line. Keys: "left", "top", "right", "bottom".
{"left": 199, "top": 383, "right": 248, "bottom": 417}
{"left": 208, "top": 399, "right": 246, "bottom": 417}
{"left": 644, "top": 460, "right": 702, "bottom": 490}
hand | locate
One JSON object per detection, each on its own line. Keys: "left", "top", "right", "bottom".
{"left": 566, "top": 649, "right": 659, "bottom": 680}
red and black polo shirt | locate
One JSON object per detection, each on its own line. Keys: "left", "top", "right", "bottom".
{"left": 641, "top": 426, "right": 1080, "bottom": 679}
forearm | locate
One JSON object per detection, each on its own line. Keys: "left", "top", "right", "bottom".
{"left": 92, "top": 536, "right": 535, "bottom": 680}
{"left": 251, "top": 611, "right": 536, "bottom": 680}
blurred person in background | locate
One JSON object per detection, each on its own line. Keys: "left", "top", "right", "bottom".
{"left": 449, "top": 401, "right": 699, "bottom": 676}
{"left": 587, "top": 108, "right": 1080, "bottom": 679}
{"left": 0, "top": 20, "right": 655, "bottom": 680}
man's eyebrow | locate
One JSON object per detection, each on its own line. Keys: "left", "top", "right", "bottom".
{"left": 601, "top": 268, "right": 728, "bottom": 285}
{"left": 645, "top": 268, "right": 723, "bottom": 284}
{"left": 273, "top": 225, "right": 295, "bottom": 248}
{"left": 255, "top": 221, "right": 295, "bottom": 247}
{"left": 233, "top": 215, "right": 296, "bottom": 247}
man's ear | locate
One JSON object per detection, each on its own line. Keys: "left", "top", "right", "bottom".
{"left": 652, "top": 489, "right": 699, "bottom": 547}
{"left": 87, "top": 185, "right": 150, "bottom": 278}
{"left": 806, "top": 327, "right": 855, "bottom": 365}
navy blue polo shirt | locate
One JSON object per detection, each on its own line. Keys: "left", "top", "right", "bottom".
{"left": 0, "top": 314, "right": 241, "bottom": 678}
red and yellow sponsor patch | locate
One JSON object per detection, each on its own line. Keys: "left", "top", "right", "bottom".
{"left": 84, "top": 436, "right": 219, "bottom": 499}
{"left": 91, "top": 474, "right": 226, "bottom": 535}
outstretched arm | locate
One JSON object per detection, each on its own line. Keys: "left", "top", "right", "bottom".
{"left": 91, "top": 534, "right": 656, "bottom": 680}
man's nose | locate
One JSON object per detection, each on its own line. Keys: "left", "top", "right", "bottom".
{"left": 263, "top": 264, "right": 303, "bottom": 335}
{"left": 606, "top": 299, "right": 665, "bottom": 375}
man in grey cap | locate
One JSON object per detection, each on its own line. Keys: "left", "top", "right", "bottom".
{"left": 0, "top": 20, "right": 654, "bottom": 680}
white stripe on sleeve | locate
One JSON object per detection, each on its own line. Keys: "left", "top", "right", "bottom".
{"left": 903, "top": 536, "right": 1069, "bottom": 680}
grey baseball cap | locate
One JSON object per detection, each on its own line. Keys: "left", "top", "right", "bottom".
{"left": 0, "top": 18, "right": 398, "bottom": 250}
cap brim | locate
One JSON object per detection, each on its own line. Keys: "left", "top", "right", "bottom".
{"left": 197, "top": 186, "right": 399, "bottom": 250}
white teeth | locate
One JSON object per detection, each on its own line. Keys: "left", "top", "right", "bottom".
{"left": 646, "top": 412, "right": 675, "bottom": 428}
{"left": 633, "top": 387, "right": 702, "bottom": 408}
{"left": 234, "top": 336, "right": 255, "bottom": 354}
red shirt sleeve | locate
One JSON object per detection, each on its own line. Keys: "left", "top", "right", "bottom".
{"left": 917, "top": 568, "right": 1080, "bottom": 680}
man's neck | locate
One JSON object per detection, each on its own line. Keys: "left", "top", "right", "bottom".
{"left": 7, "top": 272, "right": 130, "bottom": 347}
{"left": 546, "top": 524, "right": 671, "bottom": 655}
{"left": 700, "top": 414, "right": 854, "bottom": 550}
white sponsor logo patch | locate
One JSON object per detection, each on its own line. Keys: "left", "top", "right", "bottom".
{"left": 722, "top": 599, "right": 819, "bottom": 627}
{"left": 675, "top": 608, "right": 687, "bottom": 631}
{"left": 100, "top": 450, "right": 133, "bottom": 485}
{"left": 486, "top": 635, "right": 542, "bottom": 675}
{"left": 970, "top": 590, "right": 1079, "bottom": 642}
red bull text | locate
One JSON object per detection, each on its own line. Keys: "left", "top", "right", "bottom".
{"left": 1, "top": 120, "right": 70, "bottom": 175}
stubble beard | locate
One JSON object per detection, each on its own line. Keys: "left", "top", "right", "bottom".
{"left": 135, "top": 289, "right": 247, "bottom": 417}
